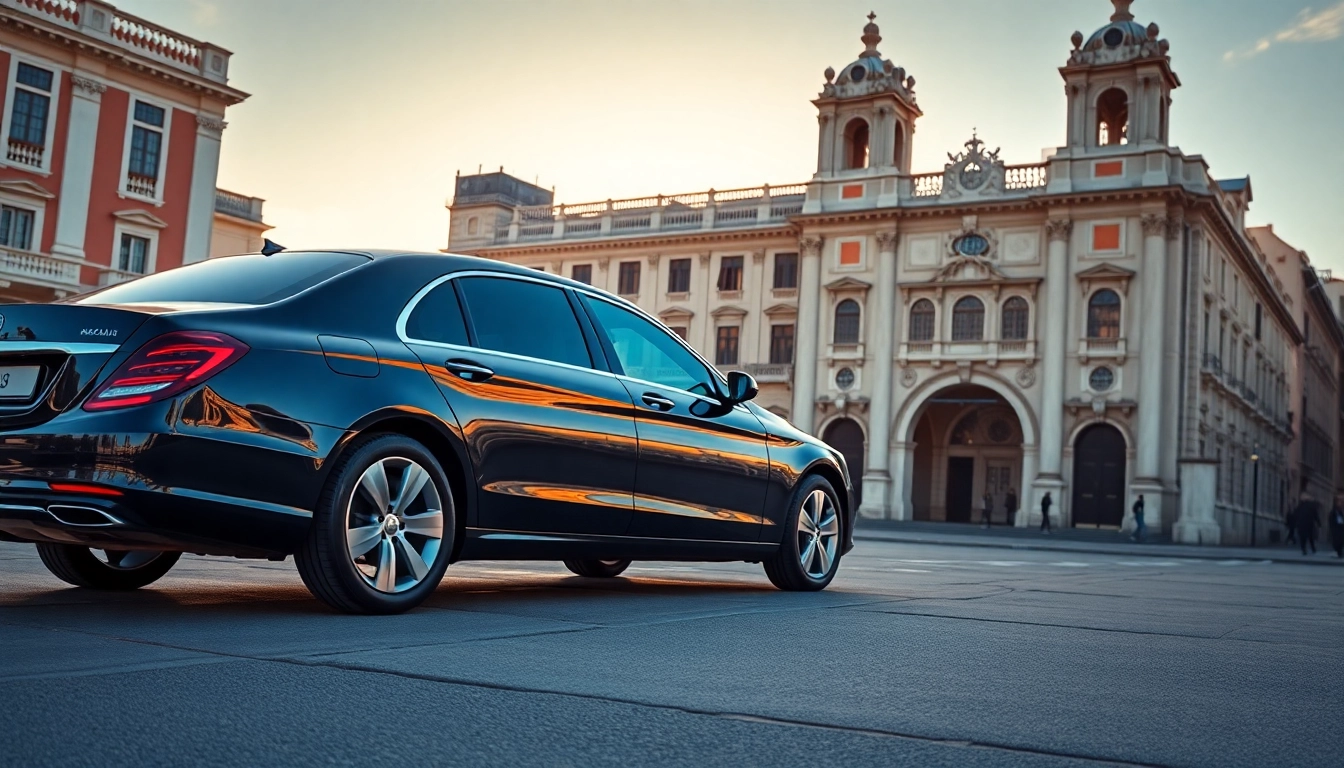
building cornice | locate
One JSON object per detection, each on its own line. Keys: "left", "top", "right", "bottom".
{"left": 456, "top": 225, "right": 798, "bottom": 259}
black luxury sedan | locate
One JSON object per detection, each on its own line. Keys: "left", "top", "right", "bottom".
{"left": 0, "top": 250, "right": 854, "bottom": 613}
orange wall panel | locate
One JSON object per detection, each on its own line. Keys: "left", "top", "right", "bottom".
{"left": 1092, "top": 223, "right": 1121, "bottom": 251}
{"left": 839, "top": 241, "right": 861, "bottom": 265}
{"left": 841, "top": 183, "right": 864, "bottom": 199}
{"left": 84, "top": 87, "right": 129, "bottom": 271}
{"left": 1094, "top": 160, "right": 1124, "bottom": 178}
{"left": 155, "top": 108, "right": 197, "bottom": 271}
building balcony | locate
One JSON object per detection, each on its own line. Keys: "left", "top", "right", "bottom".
{"left": 1078, "top": 336, "right": 1126, "bottom": 364}
{"left": 214, "top": 189, "right": 266, "bottom": 222}
{"left": 898, "top": 339, "right": 1037, "bottom": 366}
{"left": 741, "top": 362, "right": 793, "bottom": 384}
{"left": 5, "top": 138, "right": 44, "bottom": 170}
{"left": 124, "top": 173, "right": 157, "bottom": 199}
{"left": 0, "top": 245, "right": 82, "bottom": 289}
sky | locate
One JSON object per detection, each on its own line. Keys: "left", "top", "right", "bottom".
{"left": 117, "top": 0, "right": 1344, "bottom": 273}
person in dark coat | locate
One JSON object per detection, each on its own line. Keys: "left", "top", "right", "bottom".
{"left": 1329, "top": 496, "right": 1344, "bottom": 559}
{"left": 1294, "top": 493, "right": 1319, "bottom": 555}
{"left": 1130, "top": 494, "right": 1146, "bottom": 542}
{"left": 1040, "top": 492, "right": 1053, "bottom": 534}
{"left": 1005, "top": 488, "right": 1019, "bottom": 527}
{"left": 981, "top": 492, "right": 993, "bottom": 529}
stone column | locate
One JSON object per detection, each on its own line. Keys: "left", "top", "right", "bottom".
{"left": 697, "top": 253, "right": 713, "bottom": 355}
{"left": 51, "top": 74, "right": 105, "bottom": 260}
{"left": 182, "top": 114, "right": 226, "bottom": 265}
{"left": 792, "top": 236, "right": 824, "bottom": 433}
{"left": 1033, "top": 219, "right": 1071, "bottom": 506}
{"left": 860, "top": 229, "right": 899, "bottom": 518}
{"left": 888, "top": 441, "right": 915, "bottom": 521}
{"left": 1132, "top": 214, "right": 1170, "bottom": 526}
{"left": 1173, "top": 458, "right": 1221, "bottom": 544}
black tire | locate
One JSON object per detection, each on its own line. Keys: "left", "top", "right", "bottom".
{"left": 295, "top": 433, "right": 456, "bottom": 615}
{"left": 563, "top": 559, "right": 631, "bottom": 578}
{"left": 763, "top": 474, "right": 843, "bottom": 591}
{"left": 35, "top": 544, "right": 180, "bottom": 590}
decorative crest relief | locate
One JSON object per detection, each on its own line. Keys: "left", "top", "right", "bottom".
{"left": 941, "top": 132, "right": 1005, "bottom": 200}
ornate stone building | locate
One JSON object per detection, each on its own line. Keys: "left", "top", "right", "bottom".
{"left": 446, "top": 1, "right": 1322, "bottom": 545}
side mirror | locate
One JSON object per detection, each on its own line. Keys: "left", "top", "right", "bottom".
{"left": 724, "top": 371, "right": 759, "bottom": 405}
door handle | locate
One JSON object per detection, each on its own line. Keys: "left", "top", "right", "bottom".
{"left": 445, "top": 358, "right": 494, "bottom": 382}
{"left": 641, "top": 392, "right": 675, "bottom": 411}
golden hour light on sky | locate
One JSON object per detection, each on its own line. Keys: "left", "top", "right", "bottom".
{"left": 118, "top": 0, "right": 1344, "bottom": 271}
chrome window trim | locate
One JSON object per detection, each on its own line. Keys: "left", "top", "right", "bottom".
{"left": 0, "top": 342, "right": 121, "bottom": 354}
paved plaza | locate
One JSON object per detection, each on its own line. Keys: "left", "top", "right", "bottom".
{"left": 1, "top": 537, "right": 1341, "bottom": 767}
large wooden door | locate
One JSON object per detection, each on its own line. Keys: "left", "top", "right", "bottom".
{"left": 945, "top": 457, "right": 974, "bottom": 523}
{"left": 822, "top": 418, "right": 865, "bottom": 507}
{"left": 1072, "top": 425, "right": 1126, "bottom": 528}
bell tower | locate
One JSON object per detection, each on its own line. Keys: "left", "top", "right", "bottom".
{"left": 812, "top": 13, "right": 922, "bottom": 179}
{"left": 1059, "top": 0, "right": 1179, "bottom": 152}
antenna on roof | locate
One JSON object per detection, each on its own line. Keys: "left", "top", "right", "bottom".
{"left": 261, "top": 239, "right": 286, "bottom": 256}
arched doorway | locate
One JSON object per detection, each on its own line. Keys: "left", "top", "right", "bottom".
{"left": 908, "top": 385, "right": 1023, "bottom": 524}
{"left": 1071, "top": 424, "right": 1126, "bottom": 527}
{"left": 822, "top": 418, "right": 865, "bottom": 506}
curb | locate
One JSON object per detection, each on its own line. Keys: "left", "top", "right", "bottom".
{"left": 852, "top": 531, "right": 1344, "bottom": 566}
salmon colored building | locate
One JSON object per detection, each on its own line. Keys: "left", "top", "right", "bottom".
{"left": 0, "top": 0, "right": 247, "bottom": 302}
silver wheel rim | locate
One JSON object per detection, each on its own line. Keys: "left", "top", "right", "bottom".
{"left": 797, "top": 489, "right": 839, "bottom": 579}
{"left": 598, "top": 560, "right": 624, "bottom": 567}
{"left": 346, "top": 456, "right": 444, "bottom": 594}
{"left": 94, "top": 550, "right": 160, "bottom": 570}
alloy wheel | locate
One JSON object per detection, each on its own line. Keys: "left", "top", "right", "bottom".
{"left": 345, "top": 456, "right": 444, "bottom": 594}
{"left": 796, "top": 488, "right": 839, "bottom": 579}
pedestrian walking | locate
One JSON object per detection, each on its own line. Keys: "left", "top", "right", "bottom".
{"left": 1294, "top": 493, "right": 1319, "bottom": 555}
{"left": 981, "top": 492, "right": 993, "bottom": 529}
{"left": 1040, "top": 492, "right": 1053, "bottom": 534}
{"left": 1005, "top": 488, "right": 1018, "bottom": 527}
{"left": 1329, "top": 496, "right": 1344, "bottom": 559}
{"left": 1130, "top": 494, "right": 1146, "bottom": 542}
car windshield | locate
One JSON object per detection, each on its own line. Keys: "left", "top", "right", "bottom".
{"left": 69, "top": 251, "right": 371, "bottom": 306}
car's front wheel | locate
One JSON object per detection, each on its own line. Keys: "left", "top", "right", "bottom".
{"left": 296, "top": 434, "right": 455, "bottom": 614}
{"left": 763, "top": 475, "right": 842, "bottom": 591}
{"left": 563, "top": 559, "right": 631, "bottom": 578}
{"left": 35, "top": 544, "right": 181, "bottom": 590}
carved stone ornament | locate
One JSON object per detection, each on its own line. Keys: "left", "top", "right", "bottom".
{"left": 1165, "top": 215, "right": 1184, "bottom": 241}
{"left": 698, "top": 253, "right": 711, "bottom": 266}
{"left": 70, "top": 75, "right": 106, "bottom": 95}
{"left": 598, "top": 257, "right": 610, "bottom": 270}
{"left": 800, "top": 236, "right": 825, "bottom": 258}
{"left": 900, "top": 366, "right": 918, "bottom": 389}
{"left": 1068, "top": 13, "right": 1169, "bottom": 68}
{"left": 1016, "top": 365, "right": 1037, "bottom": 388}
{"left": 875, "top": 231, "right": 898, "bottom": 250}
{"left": 751, "top": 249, "right": 766, "bottom": 265}
{"left": 1045, "top": 220, "right": 1073, "bottom": 242}
{"left": 196, "top": 114, "right": 228, "bottom": 134}
{"left": 647, "top": 253, "right": 661, "bottom": 266}
{"left": 1141, "top": 214, "right": 1169, "bottom": 238}
{"left": 941, "top": 132, "right": 1005, "bottom": 200}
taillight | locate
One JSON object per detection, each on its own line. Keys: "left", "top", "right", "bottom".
{"left": 83, "top": 331, "right": 249, "bottom": 411}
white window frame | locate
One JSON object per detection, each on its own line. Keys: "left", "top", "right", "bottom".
{"left": 118, "top": 93, "right": 173, "bottom": 206}
{"left": 0, "top": 193, "right": 45, "bottom": 253}
{"left": 110, "top": 221, "right": 159, "bottom": 278}
{"left": 0, "top": 54, "right": 64, "bottom": 176}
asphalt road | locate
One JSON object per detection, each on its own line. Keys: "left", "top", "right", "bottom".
{"left": 1, "top": 538, "right": 1341, "bottom": 768}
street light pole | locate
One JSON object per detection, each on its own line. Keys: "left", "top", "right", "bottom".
{"left": 1250, "top": 445, "right": 1260, "bottom": 548}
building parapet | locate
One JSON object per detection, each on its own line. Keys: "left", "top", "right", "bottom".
{"left": 214, "top": 189, "right": 265, "bottom": 223}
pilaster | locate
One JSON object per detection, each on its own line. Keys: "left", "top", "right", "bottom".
{"left": 792, "top": 236, "right": 824, "bottom": 434}
{"left": 183, "top": 114, "right": 227, "bottom": 264}
{"left": 860, "top": 229, "right": 899, "bottom": 517}
{"left": 1038, "top": 219, "right": 1072, "bottom": 480}
{"left": 51, "top": 73, "right": 106, "bottom": 260}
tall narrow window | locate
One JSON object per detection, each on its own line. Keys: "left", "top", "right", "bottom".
{"left": 0, "top": 204, "right": 36, "bottom": 250}
{"left": 1086, "top": 289, "right": 1121, "bottom": 339}
{"left": 1254, "top": 303, "right": 1262, "bottom": 340}
{"left": 118, "top": 233, "right": 151, "bottom": 274}
{"left": 892, "top": 123, "right": 905, "bottom": 171}
{"left": 465, "top": 216, "right": 479, "bottom": 236}
{"left": 1000, "top": 297, "right": 1029, "bottom": 340}
{"left": 909, "top": 299, "right": 935, "bottom": 342}
{"left": 667, "top": 258, "right": 691, "bottom": 293}
{"left": 717, "top": 255, "right": 743, "bottom": 292}
{"left": 951, "top": 296, "right": 985, "bottom": 341}
{"left": 7, "top": 63, "right": 54, "bottom": 168}
{"left": 617, "top": 261, "right": 640, "bottom": 295}
{"left": 570, "top": 264, "right": 592, "bottom": 285}
{"left": 715, "top": 326, "right": 740, "bottom": 366}
{"left": 127, "top": 101, "right": 166, "bottom": 197}
{"left": 1096, "top": 88, "right": 1128, "bottom": 146}
{"left": 769, "top": 324, "right": 795, "bottom": 365}
{"left": 843, "top": 118, "right": 870, "bottom": 170}
{"left": 833, "top": 299, "right": 861, "bottom": 344}
{"left": 773, "top": 252, "right": 798, "bottom": 289}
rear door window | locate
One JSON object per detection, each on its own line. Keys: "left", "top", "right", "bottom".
{"left": 72, "top": 251, "right": 370, "bottom": 306}
{"left": 457, "top": 276, "right": 592, "bottom": 369}
{"left": 404, "top": 281, "right": 469, "bottom": 346}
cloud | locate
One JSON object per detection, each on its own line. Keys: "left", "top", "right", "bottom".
{"left": 1224, "top": 1, "right": 1344, "bottom": 61}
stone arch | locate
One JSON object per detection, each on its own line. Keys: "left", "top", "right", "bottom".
{"left": 1095, "top": 87, "right": 1130, "bottom": 146}
{"left": 843, "top": 117, "right": 870, "bottom": 169}
{"left": 821, "top": 415, "right": 867, "bottom": 507}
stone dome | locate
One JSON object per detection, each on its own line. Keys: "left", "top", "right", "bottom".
{"left": 1085, "top": 19, "right": 1150, "bottom": 49}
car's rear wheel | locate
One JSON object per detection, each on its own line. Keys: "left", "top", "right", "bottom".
{"left": 296, "top": 434, "right": 455, "bottom": 614}
{"left": 563, "top": 559, "right": 631, "bottom": 578}
{"left": 35, "top": 544, "right": 181, "bottom": 590}
{"left": 763, "top": 475, "right": 842, "bottom": 591}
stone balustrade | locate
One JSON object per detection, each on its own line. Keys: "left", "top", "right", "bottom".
{"left": 214, "top": 189, "right": 265, "bottom": 222}
{"left": 0, "top": 245, "right": 83, "bottom": 288}
{"left": 5, "top": 138, "right": 43, "bottom": 169}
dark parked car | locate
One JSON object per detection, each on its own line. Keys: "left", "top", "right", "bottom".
{"left": 0, "top": 251, "right": 854, "bottom": 613}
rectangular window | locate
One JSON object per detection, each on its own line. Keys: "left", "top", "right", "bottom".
{"left": 715, "top": 326, "right": 739, "bottom": 366}
{"left": 773, "top": 252, "right": 798, "bottom": 289}
{"left": 617, "top": 261, "right": 640, "bottom": 295}
{"left": 570, "top": 264, "right": 592, "bottom": 284}
{"left": 667, "top": 258, "right": 691, "bottom": 293}
{"left": 717, "top": 256, "right": 743, "bottom": 292}
{"left": 1254, "top": 303, "right": 1262, "bottom": 340}
{"left": 8, "top": 63, "right": 53, "bottom": 149}
{"left": 0, "top": 204, "right": 36, "bottom": 250}
{"left": 769, "top": 324, "right": 795, "bottom": 365}
{"left": 118, "top": 233, "right": 151, "bottom": 274}
{"left": 127, "top": 101, "right": 166, "bottom": 193}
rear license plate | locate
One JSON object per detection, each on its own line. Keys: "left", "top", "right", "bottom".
{"left": 0, "top": 366, "right": 40, "bottom": 400}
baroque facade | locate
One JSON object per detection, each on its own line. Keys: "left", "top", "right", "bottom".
{"left": 446, "top": 1, "right": 1334, "bottom": 545}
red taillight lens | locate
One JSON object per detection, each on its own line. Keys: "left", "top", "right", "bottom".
{"left": 49, "top": 482, "right": 124, "bottom": 497}
{"left": 83, "top": 331, "right": 249, "bottom": 411}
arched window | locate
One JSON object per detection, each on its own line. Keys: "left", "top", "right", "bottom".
{"left": 909, "top": 299, "right": 935, "bottom": 341}
{"left": 1087, "top": 289, "right": 1122, "bottom": 338}
{"left": 1096, "top": 88, "right": 1129, "bottom": 146}
{"left": 466, "top": 216, "right": 479, "bottom": 236}
{"left": 951, "top": 296, "right": 985, "bottom": 341}
{"left": 843, "top": 118, "right": 870, "bottom": 170}
{"left": 833, "top": 299, "right": 861, "bottom": 344}
{"left": 1001, "top": 297, "right": 1029, "bottom": 340}
{"left": 892, "top": 122, "right": 905, "bottom": 171}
